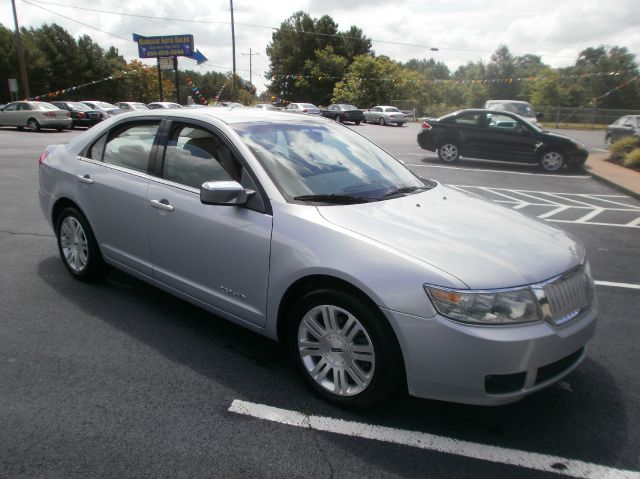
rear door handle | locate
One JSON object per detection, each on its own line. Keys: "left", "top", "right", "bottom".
{"left": 150, "top": 199, "right": 174, "bottom": 211}
{"left": 77, "top": 174, "right": 94, "bottom": 184}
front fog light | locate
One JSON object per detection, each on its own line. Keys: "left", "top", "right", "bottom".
{"left": 425, "top": 285, "right": 542, "bottom": 325}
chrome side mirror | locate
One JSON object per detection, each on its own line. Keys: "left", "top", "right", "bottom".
{"left": 200, "top": 181, "right": 249, "bottom": 206}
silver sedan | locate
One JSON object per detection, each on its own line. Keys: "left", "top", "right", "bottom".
{"left": 0, "top": 101, "right": 72, "bottom": 131}
{"left": 363, "top": 105, "right": 407, "bottom": 126}
{"left": 38, "top": 109, "right": 597, "bottom": 407}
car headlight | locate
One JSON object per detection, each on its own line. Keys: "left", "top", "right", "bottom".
{"left": 574, "top": 140, "right": 587, "bottom": 151}
{"left": 424, "top": 285, "right": 542, "bottom": 325}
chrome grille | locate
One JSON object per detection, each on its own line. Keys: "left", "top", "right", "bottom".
{"left": 542, "top": 267, "right": 593, "bottom": 326}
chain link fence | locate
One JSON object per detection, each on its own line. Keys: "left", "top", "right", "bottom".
{"left": 536, "top": 106, "right": 640, "bottom": 128}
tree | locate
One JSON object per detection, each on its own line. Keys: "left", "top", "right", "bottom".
{"left": 332, "top": 55, "right": 401, "bottom": 107}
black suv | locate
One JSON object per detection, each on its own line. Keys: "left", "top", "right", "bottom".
{"left": 417, "top": 109, "right": 588, "bottom": 172}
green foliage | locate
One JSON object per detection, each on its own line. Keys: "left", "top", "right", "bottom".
{"left": 265, "top": 11, "right": 372, "bottom": 103}
{"left": 332, "top": 55, "right": 400, "bottom": 107}
{"left": 623, "top": 148, "right": 640, "bottom": 167}
{"left": 610, "top": 136, "right": 640, "bottom": 158}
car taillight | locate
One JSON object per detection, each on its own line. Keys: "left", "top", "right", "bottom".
{"left": 422, "top": 121, "right": 432, "bottom": 130}
{"left": 78, "top": 112, "right": 85, "bottom": 119}
{"left": 302, "top": 109, "right": 308, "bottom": 112}
{"left": 38, "top": 150, "right": 49, "bottom": 166}
{"left": 43, "top": 112, "right": 56, "bottom": 117}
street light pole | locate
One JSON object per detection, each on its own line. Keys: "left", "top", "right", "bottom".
{"left": 230, "top": 0, "right": 236, "bottom": 100}
{"left": 11, "top": 0, "right": 30, "bottom": 99}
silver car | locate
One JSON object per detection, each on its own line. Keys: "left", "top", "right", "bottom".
{"left": 38, "top": 109, "right": 597, "bottom": 407}
{"left": 81, "top": 101, "right": 122, "bottom": 118}
{"left": 364, "top": 106, "right": 407, "bottom": 126}
{"left": 0, "top": 101, "right": 72, "bottom": 131}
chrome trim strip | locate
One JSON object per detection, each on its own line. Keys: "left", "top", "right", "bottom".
{"left": 76, "top": 156, "right": 151, "bottom": 180}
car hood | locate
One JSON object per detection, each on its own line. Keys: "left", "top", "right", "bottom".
{"left": 317, "top": 184, "right": 584, "bottom": 289}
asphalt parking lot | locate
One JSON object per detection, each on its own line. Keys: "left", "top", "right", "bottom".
{"left": 0, "top": 124, "right": 638, "bottom": 478}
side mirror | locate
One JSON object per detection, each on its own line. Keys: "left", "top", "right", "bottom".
{"left": 536, "top": 112, "right": 544, "bottom": 121}
{"left": 200, "top": 181, "right": 250, "bottom": 206}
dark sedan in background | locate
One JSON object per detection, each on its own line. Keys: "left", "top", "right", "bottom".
{"left": 417, "top": 109, "right": 589, "bottom": 172}
{"left": 605, "top": 115, "right": 640, "bottom": 146}
{"left": 321, "top": 104, "right": 364, "bottom": 124}
{"left": 50, "top": 101, "right": 103, "bottom": 128}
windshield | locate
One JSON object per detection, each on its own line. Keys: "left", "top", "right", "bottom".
{"left": 35, "top": 103, "right": 58, "bottom": 110}
{"left": 301, "top": 104, "right": 319, "bottom": 110}
{"left": 385, "top": 107, "right": 401, "bottom": 112}
{"left": 94, "top": 101, "right": 117, "bottom": 109}
{"left": 340, "top": 105, "right": 357, "bottom": 110}
{"left": 232, "top": 121, "right": 424, "bottom": 201}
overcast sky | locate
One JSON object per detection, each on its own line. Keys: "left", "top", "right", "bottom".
{"left": 2, "top": 0, "right": 639, "bottom": 95}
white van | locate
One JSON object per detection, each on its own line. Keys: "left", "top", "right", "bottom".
{"left": 483, "top": 100, "right": 542, "bottom": 124}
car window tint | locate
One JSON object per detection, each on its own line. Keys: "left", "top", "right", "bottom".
{"left": 453, "top": 112, "right": 481, "bottom": 126}
{"left": 103, "top": 123, "right": 159, "bottom": 173}
{"left": 4, "top": 104, "right": 18, "bottom": 111}
{"left": 163, "top": 125, "right": 238, "bottom": 189}
{"left": 19, "top": 103, "right": 32, "bottom": 111}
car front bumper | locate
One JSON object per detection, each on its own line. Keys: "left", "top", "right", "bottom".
{"left": 381, "top": 304, "right": 597, "bottom": 405}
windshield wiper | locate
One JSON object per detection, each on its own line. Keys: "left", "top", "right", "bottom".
{"left": 293, "top": 194, "right": 373, "bottom": 204}
{"left": 378, "top": 186, "right": 431, "bottom": 200}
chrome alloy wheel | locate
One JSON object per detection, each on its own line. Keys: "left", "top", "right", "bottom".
{"left": 541, "top": 151, "right": 564, "bottom": 171}
{"left": 60, "top": 216, "right": 89, "bottom": 273}
{"left": 439, "top": 143, "right": 459, "bottom": 162}
{"left": 297, "top": 305, "right": 376, "bottom": 396}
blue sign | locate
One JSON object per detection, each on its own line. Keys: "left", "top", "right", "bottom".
{"left": 135, "top": 34, "right": 194, "bottom": 59}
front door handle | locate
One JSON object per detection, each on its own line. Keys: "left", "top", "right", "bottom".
{"left": 77, "top": 174, "right": 94, "bottom": 184}
{"left": 150, "top": 199, "right": 174, "bottom": 211}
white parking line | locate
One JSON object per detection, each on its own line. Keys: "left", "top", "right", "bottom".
{"left": 229, "top": 400, "right": 638, "bottom": 479}
{"left": 594, "top": 281, "right": 640, "bottom": 290}
{"left": 406, "top": 163, "right": 591, "bottom": 178}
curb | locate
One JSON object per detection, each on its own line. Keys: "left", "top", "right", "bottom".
{"left": 586, "top": 166, "right": 640, "bottom": 201}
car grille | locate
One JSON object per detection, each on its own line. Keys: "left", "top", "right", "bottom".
{"left": 541, "top": 267, "right": 593, "bottom": 326}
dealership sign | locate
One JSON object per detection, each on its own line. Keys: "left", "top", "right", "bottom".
{"left": 135, "top": 34, "right": 194, "bottom": 59}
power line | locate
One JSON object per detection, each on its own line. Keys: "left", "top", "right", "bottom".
{"left": 22, "top": 0, "right": 578, "bottom": 59}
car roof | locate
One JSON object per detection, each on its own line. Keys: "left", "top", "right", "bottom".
{"left": 104, "top": 108, "right": 329, "bottom": 125}
{"left": 485, "top": 100, "right": 531, "bottom": 104}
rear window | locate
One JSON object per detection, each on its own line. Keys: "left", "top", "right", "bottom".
{"left": 36, "top": 103, "right": 59, "bottom": 110}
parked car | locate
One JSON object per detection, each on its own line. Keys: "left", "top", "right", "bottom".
{"left": 38, "top": 108, "right": 597, "bottom": 407}
{"left": 284, "top": 102, "right": 321, "bottom": 114}
{"left": 321, "top": 104, "right": 364, "bottom": 125}
{"left": 483, "top": 100, "right": 542, "bottom": 125}
{"left": 147, "top": 102, "right": 182, "bottom": 109}
{"left": 81, "top": 101, "right": 122, "bottom": 118}
{"left": 417, "top": 109, "right": 589, "bottom": 172}
{"left": 50, "top": 101, "right": 103, "bottom": 128}
{"left": 115, "top": 101, "right": 150, "bottom": 112}
{"left": 255, "top": 103, "right": 278, "bottom": 111}
{"left": 0, "top": 101, "right": 71, "bottom": 131}
{"left": 363, "top": 106, "right": 406, "bottom": 126}
{"left": 605, "top": 115, "right": 640, "bottom": 146}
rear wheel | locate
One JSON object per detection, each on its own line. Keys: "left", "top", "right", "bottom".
{"left": 355, "top": 120, "right": 361, "bottom": 126}
{"left": 438, "top": 142, "right": 460, "bottom": 163}
{"left": 27, "top": 118, "right": 40, "bottom": 132}
{"left": 55, "top": 207, "right": 104, "bottom": 280}
{"left": 287, "top": 289, "right": 403, "bottom": 407}
{"left": 539, "top": 150, "right": 565, "bottom": 172}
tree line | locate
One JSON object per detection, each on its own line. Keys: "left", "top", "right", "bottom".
{"left": 265, "top": 11, "right": 640, "bottom": 114}
{"left": 1, "top": 15, "right": 639, "bottom": 113}
{"left": 0, "top": 23, "right": 253, "bottom": 104}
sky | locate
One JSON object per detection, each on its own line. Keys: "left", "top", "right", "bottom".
{"left": 2, "top": 0, "right": 639, "bottom": 95}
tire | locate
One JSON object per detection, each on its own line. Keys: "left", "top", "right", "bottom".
{"left": 56, "top": 127, "right": 64, "bottom": 131}
{"left": 55, "top": 207, "right": 104, "bottom": 281}
{"left": 605, "top": 134, "right": 612, "bottom": 147}
{"left": 539, "top": 150, "right": 566, "bottom": 172}
{"left": 27, "top": 118, "right": 40, "bottom": 132}
{"left": 437, "top": 142, "right": 460, "bottom": 163}
{"left": 397, "top": 123, "right": 404, "bottom": 127}
{"left": 362, "top": 118, "right": 367, "bottom": 124}
{"left": 335, "top": 115, "right": 341, "bottom": 123}
{"left": 287, "top": 289, "right": 403, "bottom": 407}
{"left": 355, "top": 120, "right": 361, "bottom": 126}
{"left": 379, "top": 117, "right": 386, "bottom": 126}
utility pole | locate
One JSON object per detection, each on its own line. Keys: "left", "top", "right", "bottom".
{"left": 241, "top": 48, "right": 260, "bottom": 87}
{"left": 11, "top": 0, "right": 30, "bottom": 99}
{"left": 230, "top": 0, "right": 236, "bottom": 100}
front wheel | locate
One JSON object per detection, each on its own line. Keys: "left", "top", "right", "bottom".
{"left": 56, "top": 207, "right": 104, "bottom": 280}
{"left": 539, "top": 150, "right": 566, "bottom": 172}
{"left": 438, "top": 142, "right": 460, "bottom": 162}
{"left": 355, "top": 120, "right": 361, "bottom": 125}
{"left": 379, "top": 117, "right": 386, "bottom": 126}
{"left": 287, "top": 289, "right": 403, "bottom": 407}
{"left": 605, "top": 134, "right": 613, "bottom": 147}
